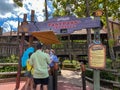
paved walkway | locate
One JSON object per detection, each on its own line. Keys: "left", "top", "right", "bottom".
{"left": 0, "top": 70, "right": 92, "bottom": 90}
{"left": 58, "top": 70, "right": 92, "bottom": 90}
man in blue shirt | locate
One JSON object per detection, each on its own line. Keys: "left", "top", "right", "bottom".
{"left": 49, "top": 49, "right": 59, "bottom": 90}
{"left": 49, "top": 49, "right": 59, "bottom": 68}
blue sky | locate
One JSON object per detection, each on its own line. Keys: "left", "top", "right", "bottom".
{"left": 0, "top": 0, "right": 53, "bottom": 33}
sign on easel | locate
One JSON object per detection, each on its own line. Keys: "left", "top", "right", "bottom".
{"left": 88, "top": 44, "right": 106, "bottom": 69}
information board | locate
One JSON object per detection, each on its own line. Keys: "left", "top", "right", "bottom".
{"left": 88, "top": 44, "right": 106, "bottom": 69}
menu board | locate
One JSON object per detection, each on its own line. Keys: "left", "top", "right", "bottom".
{"left": 88, "top": 44, "right": 106, "bottom": 69}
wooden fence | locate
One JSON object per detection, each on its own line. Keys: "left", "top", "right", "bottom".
{"left": 86, "top": 68, "right": 120, "bottom": 89}
{"left": 0, "top": 43, "right": 19, "bottom": 57}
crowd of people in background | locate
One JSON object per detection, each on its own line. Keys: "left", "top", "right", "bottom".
{"left": 23, "top": 43, "right": 59, "bottom": 90}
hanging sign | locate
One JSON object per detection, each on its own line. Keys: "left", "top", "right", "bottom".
{"left": 28, "top": 16, "right": 101, "bottom": 34}
{"left": 88, "top": 44, "right": 106, "bottom": 69}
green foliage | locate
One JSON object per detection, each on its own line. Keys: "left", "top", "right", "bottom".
{"left": 52, "top": 44, "right": 64, "bottom": 49}
{"left": 100, "top": 70, "right": 115, "bottom": 80}
{"left": 108, "top": 39, "right": 115, "bottom": 48}
{"left": 0, "top": 55, "right": 18, "bottom": 63}
{"left": 13, "top": 0, "right": 23, "bottom": 7}
{"left": 0, "top": 55, "right": 18, "bottom": 72}
{"left": 106, "top": 58, "right": 112, "bottom": 68}
{"left": 52, "top": 0, "right": 120, "bottom": 25}
{"left": 0, "top": 55, "right": 19, "bottom": 78}
{"left": 62, "top": 59, "right": 80, "bottom": 70}
{"left": 85, "top": 70, "right": 93, "bottom": 78}
{"left": 0, "top": 66, "right": 17, "bottom": 72}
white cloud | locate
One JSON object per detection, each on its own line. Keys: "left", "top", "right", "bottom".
{"left": 20, "top": 0, "right": 45, "bottom": 21}
{"left": 2, "top": 22, "right": 12, "bottom": 33}
{"left": 0, "top": 0, "right": 17, "bottom": 17}
{"left": 0, "top": 0, "right": 45, "bottom": 32}
{"left": 0, "top": 0, "right": 54, "bottom": 33}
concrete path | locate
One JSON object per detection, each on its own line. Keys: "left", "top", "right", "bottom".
{"left": 58, "top": 70, "right": 92, "bottom": 90}
{"left": 0, "top": 70, "right": 92, "bottom": 90}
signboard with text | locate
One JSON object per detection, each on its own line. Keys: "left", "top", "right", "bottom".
{"left": 28, "top": 16, "right": 101, "bottom": 34}
{"left": 88, "top": 44, "right": 106, "bottom": 69}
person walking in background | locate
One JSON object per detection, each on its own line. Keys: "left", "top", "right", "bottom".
{"left": 29, "top": 43, "right": 51, "bottom": 90}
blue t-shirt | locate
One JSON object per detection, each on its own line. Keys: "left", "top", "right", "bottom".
{"left": 49, "top": 54, "right": 59, "bottom": 67}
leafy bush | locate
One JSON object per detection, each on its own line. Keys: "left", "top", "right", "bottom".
{"left": 0, "top": 55, "right": 18, "bottom": 72}
{"left": 62, "top": 59, "right": 80, "bottom": 70}
{"left": 0, "top": 55, "right": 18, "bottom": 63}
{"left": 100, "top": 71, "right": 115, "bottom": 80}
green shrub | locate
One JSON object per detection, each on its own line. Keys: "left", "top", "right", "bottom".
{"left": 100, "top": 71, "right": 115, "bottom": 80}
{"left": 62, "top": 59, "right": 80, "bottom": 70}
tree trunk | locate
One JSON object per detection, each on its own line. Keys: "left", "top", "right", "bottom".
{"left": 104, "top": 1, "right": 115, "bottom": 61}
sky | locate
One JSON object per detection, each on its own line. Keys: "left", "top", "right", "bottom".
{"left": 0, "top": 0, "right": 53, "bottom": 33}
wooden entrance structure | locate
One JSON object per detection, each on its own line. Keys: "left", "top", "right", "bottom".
{"left": 15, "top": 10, "right": 103, "bottom": 89}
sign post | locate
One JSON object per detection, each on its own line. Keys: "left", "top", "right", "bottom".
{"left": 88, "top": 33, "right": 106, "bottom": 90}
{"left": 88, "top": 43, "right": 106, "bottom": 90}
{"left": 88, "top": 9, "right": 105, "bottom": 90}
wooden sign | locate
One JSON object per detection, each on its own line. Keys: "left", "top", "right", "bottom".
{"left": 28, "top": 16, "right": 101, "bottom": 34}
{"left": 88, "top": 44, "right": 106, "bottom": 69}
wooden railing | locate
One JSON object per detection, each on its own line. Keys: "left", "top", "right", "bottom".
{"left": 0, "top": 42, "right": 108, "bottom": 59}
{"left": 0, "top": 42, "right": 88, "bottom": 57}
{"left": 0, "top": 43, "right": 29, "bottom": 57}
{"left": 0, "top": 43, "right": 19, "bottom": 57}
{"left": 54, "top": 42, "right": 88, "bottom": 56}
{"left": 86, "top": 68, "right": 120, "bottom": 89}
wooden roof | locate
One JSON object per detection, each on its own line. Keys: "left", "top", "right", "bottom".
{"left": 1, "top": 28, "right": 107, "bottom": 36}
{"left": 71, "top": 28, "right": 107, "bottom": 35}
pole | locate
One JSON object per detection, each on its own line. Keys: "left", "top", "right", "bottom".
{"left": 45, "top": 0, "right": 48, "bottom": 21}
{"left": 93, "top": 69, "right": 100, "bottom": 90}
{"left": 85, "top": 0, "right": 91, "bottom": 45}
{"left": 81, "top": 0, "right": 91, "bottom": 89}
{"left": 15, "top": 32, "right": 25, "bottom": 90}
{"left": 53, "top": 62, "right": 59, "bottom": 90}
{"left": 81, "top": 62, "right": 86, "bottom": 90}
{"left": 93, "top": 26, "right": 101, "bottom": 90}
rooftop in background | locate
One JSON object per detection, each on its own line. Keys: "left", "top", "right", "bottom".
{"left": 1, "top": 28, "right": 107, "bottom": 36}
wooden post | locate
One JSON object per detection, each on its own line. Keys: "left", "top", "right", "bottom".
{"left": 52, "top": 62, "right": 59, "bottom": 90}
{"left": 15, "top": 14, "right": 27, "bottom": 89}
{"left": 29, "top": 35, "right": 33, "bottom": 47}
{"left": 68, "top": 34, "right": 72, "bottom": 60}
{"left": 23, "top": 14, "right": 27, "bottom": 22}
{"left": 92, "top": 28, "right": 101, "bottom": 90}
{"left": 31, "top": 10, "right": 35, "bottom": 22}
{"left": 15, "top": 32, "right": 25, "bottom": 90}
{"left": 93, "top": 69, "right": 100, "bottom": 90}
{"left": 80, "top": 62, "right": 86, "bottom": 90}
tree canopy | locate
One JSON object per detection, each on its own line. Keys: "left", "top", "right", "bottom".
{"left": 52, "top": 0, "right": 120, "bottom": 20}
